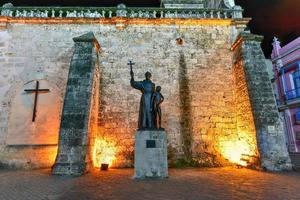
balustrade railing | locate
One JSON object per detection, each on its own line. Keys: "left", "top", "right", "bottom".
{"left": 285, "top": 88, "right": 300, "bottom": 100}
{"left": 0, "top": 4, "right": 243, "bottom": 19}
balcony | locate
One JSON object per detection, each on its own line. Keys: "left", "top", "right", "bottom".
{"left": 285, "top": 88, "right": 300, "bottom": 100}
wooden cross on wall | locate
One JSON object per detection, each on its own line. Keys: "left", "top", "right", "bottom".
{"left": 24, "top": 81, "right": 50, "bottom": 122}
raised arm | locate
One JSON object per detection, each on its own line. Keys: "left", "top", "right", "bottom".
{"left": 130, "top": 74, "right": 143, "bottom": 90}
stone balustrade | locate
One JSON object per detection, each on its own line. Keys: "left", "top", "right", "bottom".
{"left": 0, "top": 3, "right": 243, "bottom": 19}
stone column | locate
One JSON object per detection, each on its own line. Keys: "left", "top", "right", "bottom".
{"left": 52, "top": 32, "right": 100, "bottom": 176}
{"left": 232, "top": 32, "right": 292, "bottom": 171}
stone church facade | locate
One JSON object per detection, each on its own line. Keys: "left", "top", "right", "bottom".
{"left": 0, "top": 1, "right": 293, "bottom": 173}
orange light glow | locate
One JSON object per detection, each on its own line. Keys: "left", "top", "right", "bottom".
{"left": 92, "top": 138, "right": 117, "bottom": 168}
{"left": 0, "top": 16, "right": 233, "bottom": 26}
{"left": 219, "top": 137, "right": 256, "bottom": 167}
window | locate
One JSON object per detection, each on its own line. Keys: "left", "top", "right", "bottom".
{"left": 295, "top": 107, "right": 300, "bottom": 124}
{"left": 286, "top": 70, "right": 300, "bottom": 99}
{"left": 293, "top": 70, "right": 300, "bottom": 89}
{"left": 296, "top": 132, "right": 300, "bottom": 140}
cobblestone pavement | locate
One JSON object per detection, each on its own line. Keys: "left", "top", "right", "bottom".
{"left": 1, "top": 167, "right": 300, "bottom": 200}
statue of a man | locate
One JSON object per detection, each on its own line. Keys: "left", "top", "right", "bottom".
{"left": 130, "top": 69, "right": 156, "bottom": 129}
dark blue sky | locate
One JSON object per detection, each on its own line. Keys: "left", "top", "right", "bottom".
{"left": 1, "top": 0, "right": 299, "bottom": 57}
{"left": 236, "top": 0, "right": 300, "bottom": 58}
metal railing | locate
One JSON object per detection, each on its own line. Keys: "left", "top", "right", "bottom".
{"left": 0, "top": 4, "right": 243, "bottom": 19}
{"left": 285, "top": 88, "right": 300, "bottom": 100}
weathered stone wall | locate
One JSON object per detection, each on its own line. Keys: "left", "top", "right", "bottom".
{"left": 95, "top": 24, "right": 236, "bottom": 167}
{"left": 52, "top": 32, "right": 100, "bottom": 175}
{"left": 232, "top": 32, "right": 292, "bottom": 171}
{"left": 0, "top": 21, "right": 248, "bottom": 168}
{"left": 232, "top": 52, "right": 259, "bottom": 167}
{"left": 0, "top": 28, "right": 11, "bottom": 145}
{"left": 0, "top": 24, "right": 70, "bottom": 168}
{"left": 0, "top": 145, "right": 57, "bottom": 169}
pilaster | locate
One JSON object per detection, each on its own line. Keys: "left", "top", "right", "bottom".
{"left": 52, "top": 32, "right": 100, "bottom": 176}
{"left": 232, "top": 32, "right": 292, "bottom": 171}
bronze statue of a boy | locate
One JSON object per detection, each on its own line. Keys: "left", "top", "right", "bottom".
{"left": 152, "top": 86, "right": 164, "bottom": 129}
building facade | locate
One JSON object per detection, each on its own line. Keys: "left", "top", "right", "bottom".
{"left": 0, "top": 0, "right": 293, "bottom": 174}
{"left": 272, "top": 37, "right": 300, "bottom": 153}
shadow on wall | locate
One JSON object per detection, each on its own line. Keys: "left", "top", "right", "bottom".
{"left": 178, "top": 51, "right": 193, "bottom": 161}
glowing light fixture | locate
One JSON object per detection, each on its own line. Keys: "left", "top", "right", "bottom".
{"left": 93, "top": 138, "right": 117, "bottom": 169}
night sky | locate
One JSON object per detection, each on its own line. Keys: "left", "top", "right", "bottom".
{"left": 1, "top": 0, "right": 299, "bottom": 58}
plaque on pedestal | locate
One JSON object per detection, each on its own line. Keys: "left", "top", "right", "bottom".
{"left": 134, "top": 130, "right": 168, "bottom": 179}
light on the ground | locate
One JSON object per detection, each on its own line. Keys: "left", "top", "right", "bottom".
{"left": 93, "top": 138, "right": 117, "bottom": 168}
{"left": 219, "top": 136, "right": 256, "bottom": 167}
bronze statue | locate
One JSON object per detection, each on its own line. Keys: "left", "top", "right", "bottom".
{"left": 129, "top": 61, "right": 165, "bottom": 130}
{"left": 152, "top": 86, "right": 164, "bottom": 129}
{"left": 129, "top": 62, "right": 156, "bottom": 129}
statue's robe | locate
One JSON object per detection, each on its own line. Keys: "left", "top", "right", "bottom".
{"left": 131, "top": 78, "right": 155, "bottom": 129}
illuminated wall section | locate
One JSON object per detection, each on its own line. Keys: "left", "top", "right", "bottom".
{"left": 0, "top": 13, "right": 291, "bottom": 170}
{"left": 231, "top": 59, "right": 259, "bottom": 167}
{"left": 231, "top": 32, "right": 292, "bottom": 171}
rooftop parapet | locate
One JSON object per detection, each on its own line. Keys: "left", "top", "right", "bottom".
{"left": 162, "top": 0, "right": 237, "bottom": 9}
{"left": 0, "top": 3, "right": 243, "bottom": 19}
{"left": 162, "top": 0, "right": 206, "bottom": 9}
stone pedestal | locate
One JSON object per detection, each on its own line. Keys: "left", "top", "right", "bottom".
{"left": 134, "top": 130, "right": 168, "bottom": 179}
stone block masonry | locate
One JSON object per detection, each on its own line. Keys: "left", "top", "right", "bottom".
{"left": 52, "top": 32, "right": 100, "bottom": 175}
{"left": 0, "top": 21, "right": 240, "bottom": 169}
{"left": 96, "top": 24, "right": 237, "bottom": 168}
{"left": 0, "top": 16, "right": 288, "bottom": 171}
{"left": 0, "top": 19, "right": 251, "bottom": 169}
{"left": 232, "top": 32, "right": 292, "bottom": 171}
{"left": 0, "top": 23, "right": 69, "bottom": 169}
